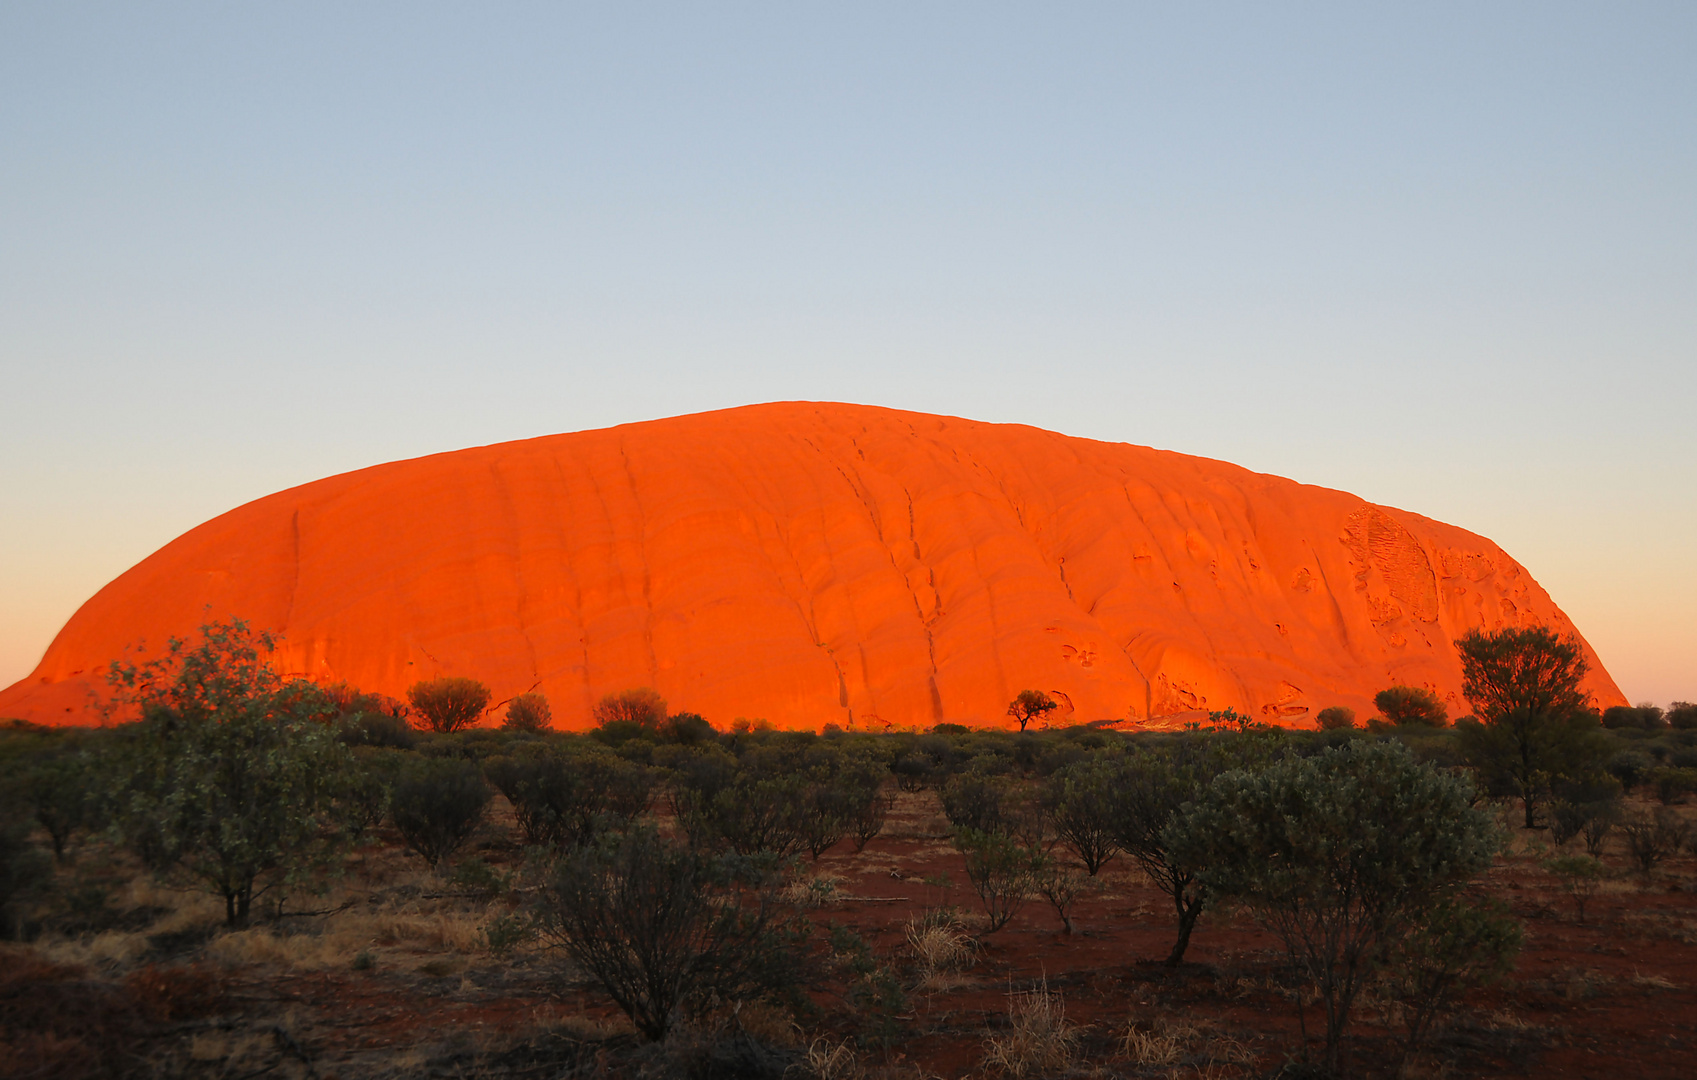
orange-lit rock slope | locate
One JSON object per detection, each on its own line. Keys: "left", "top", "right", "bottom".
{"left": 1, "top": 403, "right": 1625, "bottom": 730}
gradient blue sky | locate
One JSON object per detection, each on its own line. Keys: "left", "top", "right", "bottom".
{"left": 3, "top": 3, "right": 1693, "bottom": 704}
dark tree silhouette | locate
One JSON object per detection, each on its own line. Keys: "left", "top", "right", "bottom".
{"left": 1454, "top": 626, "right": 1606, "bottom": 829}
{"left": 1006, "top": 690, "right": 1059, "bottom": 731}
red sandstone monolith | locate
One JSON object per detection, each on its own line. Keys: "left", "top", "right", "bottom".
{"left": 0, "top": 403, "right": 1626, "bottom": 729}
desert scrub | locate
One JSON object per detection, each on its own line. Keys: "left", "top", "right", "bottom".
{"left": 980, "top": 979, "right": 1079, "bottom": 1079}
{"left": 904, "top": 908, "right": 978, "bottom": 990}
{"left": 533, "top": 827, "right": 805, "bottom": 1040}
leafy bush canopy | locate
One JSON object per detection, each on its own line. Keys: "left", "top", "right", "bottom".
{"left": 1006, "top": 690, "right": 1058, "bottom": 732}
{"left": 502, "top": 692, "right": 552, "bottom": 732}
{"left": 1168, "top": 739, "right": 1498, "bottom": 1072}
{"left": 1373, "top": 685, "right": 1449, "bottom": 728}
{"left": 388, "top": 756, "right": 491, "bottom": 869}
{"left": 533, "top": 827, "right": 804, "bottom": 1040}
{"left": 406, "top": 677, "right": 492, "bottom": 733}
{"left": 100, "top": 619, "right": 358, "bottom": 924}
{"left": 1454, "top": 626, "right": 1608, "bottom": 828}
{"left": 1315, "top": 706, "right": 1356, "bottom": 730}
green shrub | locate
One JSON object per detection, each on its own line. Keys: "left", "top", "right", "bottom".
{"left": 589, "top": 688, "right": 668, "bottom": 745}
{"left": 486, "top": 747, "right": 652, "bottom": 849}
{"left": 799, "top": 781, "right": 850, "bottom": 859}
{"left": 1105, "top": 740, "right": 1241, "bottom": 966}
{"left": 22, "top": 749, "right": 93, "bottom": 862}
{"left": 1606, "top": 749, "right": 1655, "bottom": 792}
{"left": 533, "top": 828, "right": 804, "bottom": 1040}
{"left": 1621, "top": 807, "right": 1689, "bottom": 875}
{"left": 501, "top": 693, "right": 552, "bottom": 732}
{"left": 1043, "top": 757, "right": 1121, "bottom": 875}
{"left": 101, "top": 619, "right": 358, "bottom": 925}
{"left": 1669, "top": 701, "right": 1697, "bottom": 730}
{"left": 0, "top": 814, "right": 51, "bottom": 938}
{"left": 1032, "top": 857, "right": 1089, "bottom": 935}
{"left": 335, "top": 710, "right": 418, "bottom": 749}
{"left": 1315, "top": 706, "right": 1356, "bottom": 731}
{"left": 940, "top": 770, "right": 1016, "bottom": 836}
{"left": 1549, "top": 796, "right": 1621, "bottom": 852}
{"left": 1650, "top": 766, "right": 1697, "bottom": 805}
{"left": 1168, "top": 740, "right": 1497, "bottom": 1073}
{"left": 953, "top": 827, "right": 1037, "bottom": 934}
{"left": 340, "top": 748, "right": 397, "bottom": 840}
{"left": 1579, "top": 803, "right": 1618, "bottom": 858}
{"left": 389, "top": 757, "right": 491, "bottom": 869}
{"left": 1543, "top": 855, "right": 1606, "bottom": 923}
{"left": 672, "top": 750, "right": 810, "bottom": 858}
{"left": 1383, "top": 895, "right": 1520, "bottom": 1072}
{"left": 1455, "top": 626, "right": 1610, "bottom": 829}
{"left": 844, "top": 769, "right": 891, "bottom": 852}
{"left": 406, "top": 677, "right": 492, "bottom": 733}
{"left": 1374, "top": 686, "right": 1448, "bottom": 728}
{"left": 1601, "top": 703, "right": 1669, "bottom": 730}
{"left": 662, "top": 711, "right": 718, "bottom": 745}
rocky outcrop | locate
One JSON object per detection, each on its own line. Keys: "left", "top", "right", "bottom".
{"left": 0, "top": 403, "right": 1626, "bottom": 729}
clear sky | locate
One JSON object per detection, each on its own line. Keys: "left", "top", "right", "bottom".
{"left": 2, "top": 3, "right": 1693, "bottom": 705}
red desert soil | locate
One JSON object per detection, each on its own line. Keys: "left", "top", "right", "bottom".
{"left": 0, "top": 402, "right": 1624, "bottom": 729}
{"left": 16, "top": 790, "right": 1689, "bottom": 1079}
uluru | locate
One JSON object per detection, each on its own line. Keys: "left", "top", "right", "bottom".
{"left": 0, "top": 402, "right": 1626, "bottom": 730}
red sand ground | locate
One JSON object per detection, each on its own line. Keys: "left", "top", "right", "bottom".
{"left": 8, "top": 790, "right": 1692, "bottom": 1078}
{"left": 0, "top": 403, "right": 1625, "bottom": 731}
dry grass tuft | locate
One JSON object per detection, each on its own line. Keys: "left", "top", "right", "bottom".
{"left": 1120, "top": 1024, "right": 1190, "bottom": 1066}
{"left": 799, "top": 1036, "right": 865, "bottom": 1080}
{"left": 904, "top": 909, "right": 978, "bottom": 990}
{"left": 981, "top": 979, "right": 1081, "bottom": 1079}
{"left": 1116, "top": 1015, "right": 1254, "bottom": 1076}
{"left": 783, "top": 872, "right": 844, "bottom": 907}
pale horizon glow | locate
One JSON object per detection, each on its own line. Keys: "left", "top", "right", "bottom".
{"left": 2, "top": 4, "right": 1693, "bottom": 706}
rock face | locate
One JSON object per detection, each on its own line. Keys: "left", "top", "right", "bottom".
{"left": 0, "top": 403, "right": 1626, "bottom": 730}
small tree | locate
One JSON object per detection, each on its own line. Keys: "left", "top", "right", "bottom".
{"left": 941, "top": 769, "right": 1018, "bottom": 836}
{"left": 486, "top": 746, "right": 652, "bottom": 850}
{"left": 389, "top": 757, "right": 491, "bottom": 869}
{"left": 1168, "top": 740, "right": 1497, "bottom": 1073}
{"left": 406, "top": 677, "right": 491, "bottom": 733}
{"left": 502, "top": 692, "right": 552, "bottom": 732}
{"left": 1383, "top": 895, "right": 1520, "bottom": 1074}
{"left": 674, "top": 753, "right": 811, "bottom": 859}
{"left": 533, "top": 828, "right": 803, "bottom": 1040}
{"left": 102, "top": 619, "right": 356, "bottom": 925}
{"left": 0, "top": 815, "right": 52, "bottom": 938}
{"left": 1651, "top": 766, "right": 1697, "bottom": 805}
{"left": 1621, "top": 808, "right": 1689, "bottom": 876}
{"left": 1044, "top": 757, "right": 1121, "bottom": 875}
{"left": 1543, "top": 855, "right": 1605, "bottom": 923}
{"left": 954, "top": 827, "right": 1037, "bottom": 934}
{"left": 1603, "top": 703, "right": 1666, "bottom": 730}
{"left": 1580, "top": 804, "right": 1617, "bottom": 858}
{"left": 23, "top": 749, "right": 92, "bottom": 863}
{"left": 1007, "top": 690, "right": 1058, "bottom": 732}
{"left": 1106, "top": 740, "right": 1244, "bottom": 966}
{"left": 799, "top": 779, "right": 850, "bottom": 859}
{"left": 591, "top": 687, "right": 668, "bottom": 738}
{"left": 1669, "top": 701, "right": 1697, "bottom": 730}
{"left": 1315, "top": 706, "right": 1357, "bottom": 730}
{"left": 1374, "top": 686, "right": 1448, "bottom": 727}
{"left": 1454, "top": 626, "right": 1608, "bottom": 829}
{"left": 1033, "top": 855, "right": 1089, "bottom": 935}
{"left": 844, "top": 765, "right": 891, "bottom": 852}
